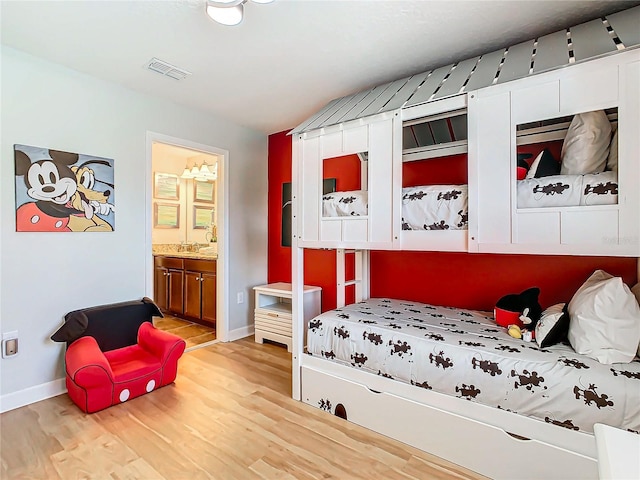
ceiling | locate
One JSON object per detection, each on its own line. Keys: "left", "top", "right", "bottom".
{"left": 1, "top": 0, "right": 637, "bottom": 135}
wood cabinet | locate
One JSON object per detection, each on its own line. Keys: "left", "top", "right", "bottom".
{"left": 183, "top": 259, "right": 217, "bottom": 327}
{"left": 154, "top": 256, "right": 184, "bottom": 315}
{"left": 153, "top": 256, "right": 217, "bottom": 328}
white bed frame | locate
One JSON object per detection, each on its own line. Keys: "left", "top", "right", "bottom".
{"left": 289, "top": 17, "right": 640, "bottom": 477}
{"left": 291, "top": 250, "right": 600, "bottom": 479}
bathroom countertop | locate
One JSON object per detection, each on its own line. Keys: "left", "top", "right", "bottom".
{"left": 153, "top": 252, "right": 217, "bottom": 260}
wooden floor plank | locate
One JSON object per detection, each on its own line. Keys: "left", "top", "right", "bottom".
{"left": 1, "top": 337, "right": 486, "bottom": 480}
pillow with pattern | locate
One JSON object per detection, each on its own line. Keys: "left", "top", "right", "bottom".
{"left": 536, "top": 303, "right": 570, "bottom": 348}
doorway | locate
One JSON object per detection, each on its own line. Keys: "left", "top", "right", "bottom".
{"left": 145, "top": 132, "right": 229, "bottom": 347}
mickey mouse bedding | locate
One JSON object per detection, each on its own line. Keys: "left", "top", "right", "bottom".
{"left": 306, "top": 298, "right": 640, "bottom": 434}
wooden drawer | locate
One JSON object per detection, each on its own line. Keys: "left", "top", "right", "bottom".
{"left": 255, "top": 308, "right": 291, "bottom": 321}
{"left": 154, "top": 256, "right": 184, "bottom": 269}
{"left": 184, "top": 259, "right": 216, "bottom": 274}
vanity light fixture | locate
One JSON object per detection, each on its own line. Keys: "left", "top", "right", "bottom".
{"left": 181, "top": 160, "right": 218, "bottom": 180}
{"left": 205, "top": 0, "right": 274, "bottom": 27}
{"left": 181, "top": 165, "right": 193, "bottom": 179}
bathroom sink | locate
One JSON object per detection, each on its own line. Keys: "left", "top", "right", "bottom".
{"left": 199, "top": 246, "right": 218, "bottom": 255}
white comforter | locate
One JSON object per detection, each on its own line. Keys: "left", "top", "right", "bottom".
{"left": 307, "top": 298, "right": 640, "bottom": 434}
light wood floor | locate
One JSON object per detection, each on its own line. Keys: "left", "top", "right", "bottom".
{"left": 0, "top": 338, "right": 487, "bottom": 480}
{"left": 153, "top": 315, "right": 216, "bottom": 349}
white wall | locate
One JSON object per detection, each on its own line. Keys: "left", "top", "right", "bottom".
{"left": 0, "top": 46, "right": 268, "bottom": 408}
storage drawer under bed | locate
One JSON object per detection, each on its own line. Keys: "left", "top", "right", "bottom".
{"left": 301, "top": 366, "right": 597, "bottom": 480}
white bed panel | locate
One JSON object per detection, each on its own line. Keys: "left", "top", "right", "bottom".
{"left": 320, "top": 219, "right": 341, "bottom": 243}
{"left": 561, "top": 209, "right": 619, "bottom": 245}
{"left": 342, "top": 124, "right": 369, "bottom": 154}
{"left": 400, "top": 229, "right": 468, "bottom": 252}
{"left": 470, "top": 91, "right": 512, "bottom": 247}
{"left": 320, "top": 131, "right": 343, "bottom": 159}
{"left": 301, "top": 136, "right": 320, "bottom": 242}
{"left": 511, "top": 80, "right": 560, "bottom": 124}
{"left": 560, "top": 63, "right": 618, "bottom": 114}
{"left": 368, "top": 118, "right": 394, "bottom": 245}
{"left": 342, "top": 218, "right": 368, "bottom": 243}
{"left": 618, "top": 60, "right": 640, "bottom": 254}
{"left": 302, "top": 366, "right": 598, "bottom": 480}
{"left": 514, "top": 211, "right": 560, "bottom": 244}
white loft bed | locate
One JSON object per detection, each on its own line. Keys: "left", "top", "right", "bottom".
{"left": 290, "top": 9, "right": 640, "bottom": 480}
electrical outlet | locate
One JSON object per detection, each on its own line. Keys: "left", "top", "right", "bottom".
{"left": 237, "top": 292, "right": 244, "bottom": 304}
{"left": 2, "top": 331, "right": 19, "bottom": 358}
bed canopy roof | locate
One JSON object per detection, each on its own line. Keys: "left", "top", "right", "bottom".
{"left": 291, "top": 6, "right": 640, "bottom": 135}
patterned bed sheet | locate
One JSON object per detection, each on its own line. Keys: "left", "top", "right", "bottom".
{"left": 306, "top": 298, "right": 640, "bottom": 434}
{"left": 402, "top": 184, "right": 468, "bottom": 231}
{"left": 517, "top": 171, "right": 618, "bottom": 208}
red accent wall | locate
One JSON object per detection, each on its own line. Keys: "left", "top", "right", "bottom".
{"left": 268, "top": 131, "right": 637, "bottom": 313}
{"left": 325, "top": 154, "right": 361, "bottom": 190}
{"left": 403, "top": 153, "right": 467, "bottom": 187}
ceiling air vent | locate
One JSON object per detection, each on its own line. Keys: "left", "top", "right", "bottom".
{"left": 146, "top": 57, "right": 191, "bottom": 81}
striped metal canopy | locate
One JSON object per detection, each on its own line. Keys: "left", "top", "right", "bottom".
{"left": 291, "top": 6, "right": 640, "bottom": 135}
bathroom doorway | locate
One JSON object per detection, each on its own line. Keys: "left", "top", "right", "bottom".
{"left": 145, "top": 132, "right": 229, "bottom": 347}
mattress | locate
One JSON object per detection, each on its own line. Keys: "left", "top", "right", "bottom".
{"left": 402, "top": 184, "right": 468, "bottom": 231}
{"left": 307, "top": 298, "right": 640, "bottom": 434}
{"left": 322, "top": 190, "right": 368, "bottom": 217}
{"left": 517, "top": 171, "right": 618, "bottom": 208}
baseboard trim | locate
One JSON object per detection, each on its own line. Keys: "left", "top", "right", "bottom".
{"left": 227, "top": 324, "right": 255, "bottom": 342}
{"left": 0, "top": 378, "right": 67, "bottom": 413}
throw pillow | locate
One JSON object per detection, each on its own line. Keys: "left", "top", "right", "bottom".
{"left": 536, "top": 303, "right": 570, "bottom": 348}
{"left": 526, "top": 149, "right": 560, "bottom": 179}
{"left": 606, "top": 128, "right": 618, "bottom": 172}
{"left": 560, "top": 111, "right": 612, "bottom": 175}
{"left": 568, "top": 270, "right": 640, "bottom": 364}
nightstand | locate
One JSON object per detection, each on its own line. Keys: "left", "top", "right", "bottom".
{"left": 253, "top": 282, "right": 321, "bottom": 352}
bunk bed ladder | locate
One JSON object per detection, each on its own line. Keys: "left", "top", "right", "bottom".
{"left": 336, "top": 249, "right": 370, "bottom": 308}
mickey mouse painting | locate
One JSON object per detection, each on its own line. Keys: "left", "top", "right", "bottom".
{"left": 14, "top": 144, "right": 115, "bottom": 232}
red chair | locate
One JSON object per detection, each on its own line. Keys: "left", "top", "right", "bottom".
{"left": 65, "top": 322, "right": 185, "bottom": 413}
{"left": 52, "top": 298, "right": 186, "bottom": 413}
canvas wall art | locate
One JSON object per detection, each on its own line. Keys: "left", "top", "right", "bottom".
{"left": 14, "top": 144, "right": 115, "bottom": 232}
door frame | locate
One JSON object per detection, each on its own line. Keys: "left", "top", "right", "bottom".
{"left": 145, "top": 131, "right": 229, "bottom": 342}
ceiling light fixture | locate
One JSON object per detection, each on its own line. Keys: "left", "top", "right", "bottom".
{"left": 206, "top": 0, "right": 274, "bottom": 26}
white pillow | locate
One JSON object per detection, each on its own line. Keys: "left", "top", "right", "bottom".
{"left": 606, "top": 128, "right": 618, "bottom": 172}
{"left": 568, "top": 270, "right": 640, "bottom": 364}
{"left": 561, "top": 111, "right": 611, "bottom": 175}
